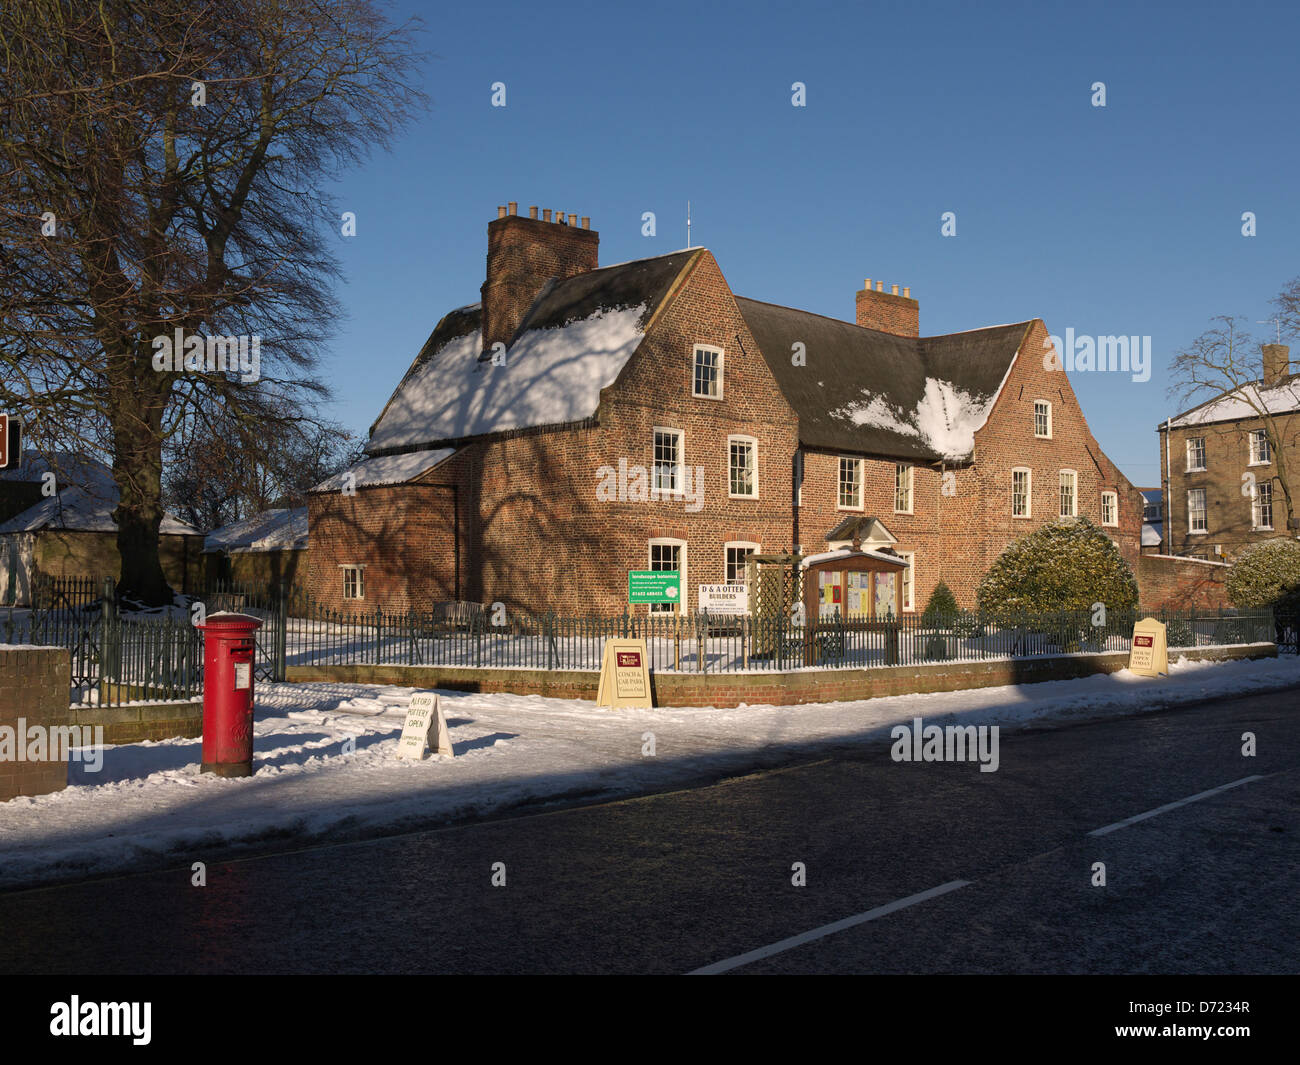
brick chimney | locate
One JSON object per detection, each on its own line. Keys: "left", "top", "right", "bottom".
{"left": 480, "top": 204, "right": 599, "bottom": 350}
{"left": 1262, "top": 343, "right": 1290, "bottom": 387}
{"left": 856, "top": 279, "right": 918, "bottom": 337}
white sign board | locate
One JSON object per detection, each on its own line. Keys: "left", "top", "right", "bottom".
{"left": 233, "top": 661, "right": 251, "bottom": 690}
{"left": 397, "top": 692, "right": 454, "bottom": 760}
{"left": 698, "top": 584, "right": 748, "bottom": 615}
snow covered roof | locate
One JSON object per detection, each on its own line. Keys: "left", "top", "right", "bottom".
{"left": 0, "top": 450, "right": 116, "bottom": 497}
{"left": 0, "top": 485, "right": 199, "bottom": 536}
{"left": 367, "top": 250, "right": 700, "bottom": 452}
{"left": 825, "top": 515, "right": 897, "bottom": 545}
{"left": 204, "top": 507, "right": 308, "bottom": 553}
{"left": 1139, "top": 488, "right": 1162, "bottom": 504}
{"left": 1167, "top": 376, "right": 1300, "bottom": 428}
{"left": 800, "top": 547, "right": 909, "bottom": 568}
{"left": 735, "top": 298, "right": 1030, "bottom": 462}
{"left": 1141, "top": 522, "right": 1163, "bottom": 547}
{"left": 311, "top": 449, "right": 456, "bottom": 493}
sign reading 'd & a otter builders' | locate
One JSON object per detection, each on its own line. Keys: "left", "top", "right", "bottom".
{"left": 1128, "top": 617, "right": 1168, "bottom": 677}
{"left": 596, "top": 638, "right": 653, "bottom": 709}
{"left": 698, "top": 583, "right": 748, "bottom": 615}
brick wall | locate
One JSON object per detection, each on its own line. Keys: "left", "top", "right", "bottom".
{"left": 32, "top": 530, "right": 203, "bottom": 593}
{"left": 287, "top": 642, "right": 1272, "bottom": 709}
{"left": 1136, "top": 554, "right": 1231, "bottom": 610}
{"left": 0, "top": 645, "right": 71, "bottom": 801}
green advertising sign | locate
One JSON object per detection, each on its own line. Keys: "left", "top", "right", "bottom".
{"left": 628, "top": 570, "right": 681, "bottom": 604}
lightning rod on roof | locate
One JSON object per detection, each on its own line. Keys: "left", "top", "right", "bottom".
{"left": 686, "top": 201, "right": 691, "bottom": 249}
{"left": 1258, "top": 318, "right": 1282, "bottom": 343}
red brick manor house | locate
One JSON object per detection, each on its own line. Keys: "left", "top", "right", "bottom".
{"left": 305, "top": 203, "right": 1144, "bottom": 616}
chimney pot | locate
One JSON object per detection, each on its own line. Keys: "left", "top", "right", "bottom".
{"left": 864, "top": 278, "right": 872, "bottom": 290}
{"left": 581, "top": 216, "right": 590, "bottom": 229}
{"left": 568, "top": 213, "right": 577, "bottom": 226}
{"left": 497, "top": 205, "right": 507, "bottom": 219}
{"left": 891, "top": 283, "right": 899, "bottom": 296}
{"left": 542, "top": 209, "right": 552, "bottom": 222}
{"left": 528, "top": 205, "right": 538, "bottom": 219}
{"left": 876, "top": 281, "right": 883, "bottom": 292}
{"left": 903, "top": 286, "right": 910, "bottom": 298}
{"left": 507, "top": 201, "right": 517, "bottom": 216}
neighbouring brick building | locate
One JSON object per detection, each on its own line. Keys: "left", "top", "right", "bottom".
{"left": 307, "top": 203, "right": 1144, "bottom": 616}
{"left": 1158, "top": 343, "right": 1299, "bottom": 560}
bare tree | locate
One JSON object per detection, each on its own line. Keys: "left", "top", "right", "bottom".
{"left": 163, "top": 391, "right": 359, "bottom": 531}
{"left": 1168, "top": 315, "right": 1300, "bottom": 534}
{"left": 0, "top": 0, "right": 425, "bottom": 602}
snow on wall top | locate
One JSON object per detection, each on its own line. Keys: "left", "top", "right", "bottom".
{"left": 311, "top": 449, "right": 456, "bottom": 493}
{"left": 800, "top": 548, "right": 909, "bottom": 568}
{"left": 1169, "top": 378, "right": 1300, "bottom": 427}
{"left": 830, "top": 378, "right": 998, "bottom": 461}
{"left": 204, "top": 507, "right": 309, "bottom": 553}
{"left": 0, "top": 485, "right": 199, "bottom": 536}
{"left": 367, "top": 306, "right": 648, "bottom": 451}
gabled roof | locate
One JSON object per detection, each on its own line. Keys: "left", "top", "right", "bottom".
{"left": 1166, "top": 375, "right": 1300, "bottom": 428}
{"left": 0, "top": 485, "right": 199, "bottom": 536}
{"left": 825, "top": 515, "right": 898, "bottom": 544}
{"left": 367, "top": 250, "right": 700, "bottom": 454}
{"left": 204, "top": 507, "right": 308, "bottom": 553}
{"left": 311, "top": 448, "right": 456, "bottom": 493}
{"left": 735, "top": 298, "right": 1030, "bottom": 461}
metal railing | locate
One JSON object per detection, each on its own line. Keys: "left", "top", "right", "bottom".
{"left": 279, "top": 603, "right": 1279, "bottom": 675}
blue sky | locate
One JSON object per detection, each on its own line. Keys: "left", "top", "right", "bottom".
{"left": 320, "top": 0, "right": 1300, "bottom": 487}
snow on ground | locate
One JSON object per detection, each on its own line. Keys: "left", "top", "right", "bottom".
{"left": 1, "top": 654, "right": 1298, "bottom": 888}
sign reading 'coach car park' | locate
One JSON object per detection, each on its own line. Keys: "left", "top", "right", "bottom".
{"left": 628, "top": 570, "right": 680, "bottom": 604}
{"left": 698, "top": 584, "right": 748, "bottom": 615}
{"left": 596, "top": 639, "right": 653, "bottom": 709}
{"left": 1129, "top": 617, "right": 1169, "bottom": 677}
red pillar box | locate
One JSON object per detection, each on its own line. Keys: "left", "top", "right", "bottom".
{"left": 197, "top": 612, "right": 263, "bottom": 777}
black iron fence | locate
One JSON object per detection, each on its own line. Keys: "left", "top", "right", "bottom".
{"left": 275, "top": 601, "right": 1279, "bottom": 675}
{"left": 2, "top": 577, "right": 202, "bottom": 707}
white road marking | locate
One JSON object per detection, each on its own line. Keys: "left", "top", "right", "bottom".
{"left": 688, "top": 880, "right": 971, "bottom": 975}
{"left": 1087, "top": 775, "right": 1265, "bottom": 837}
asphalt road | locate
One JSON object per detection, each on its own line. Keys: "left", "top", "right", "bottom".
{"left": 1, "top": 687, "right": 1296, "bottom": 974}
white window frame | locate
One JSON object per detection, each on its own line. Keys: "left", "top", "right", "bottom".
{"left": 724, "top": 541, "right": 761, "bottom": 586}
{"left": 1187, "top": 488, "right": 1207, "bottom": 534}
{"left": 893, "top": 463, "right": 913, "bottom": 514}
{"left": 647, "top": 537, "right": 688, "bottom": 614}
{"left": 1252, "top": 480, "right": 1274, "bottom": 530}
{"left": 898, "top": 551, "right": 915, "bottom": 612}
{"left": 838, "top": 456, "right": 864, "bottom": 511}
{"left": 339, "top": 564, "right": 365, "bottom": 600}
{"left": 1034, "top": 400, "right": 1052, "bottom": 439}
{"left": 1100, "top": 490, "right": 1118, "bottom": 527}
{"left": 1249, "top": 429, "right": 1272, "bottom": 466}
{"left": 691, "top": 344, "right": 724, "bottom": 400}
{"left": 1185, "top": 436, "right": 1206, "bottom": 473}
{"left": 1011, "top": 467, "right": 1032, "bottom": 518}
{"left": 727, "top": 435, "right": 759, "bottom": 499}
{"left": 652, "top": 426, "right": 685, "bottom": 497}
{"left": 1058, "top": 469, "right": 1078, "bottom": 518}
